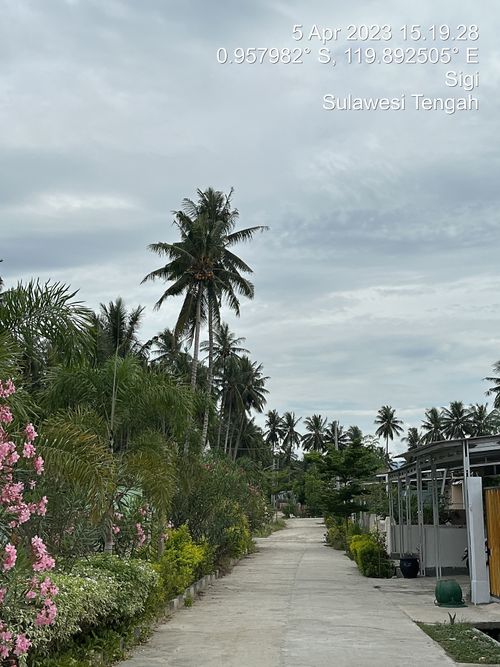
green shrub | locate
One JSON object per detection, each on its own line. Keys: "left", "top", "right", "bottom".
{"left": 326, "top": 524, "right": 346, "bottom": 550}
{"left": 326, "top": 520, "right": 364, "bottom": 551}
{"left": 154, "top": 525, "right": 213, "bottom": 601}
{"left": 26, "top": 556, "right": 160, "bottom": 658}
{"left": 347, "top": 532, "right": 392, "bottom": 578}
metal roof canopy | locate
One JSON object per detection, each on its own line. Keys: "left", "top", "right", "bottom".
{"left": 385, "top": 435, "right": 500, "bottom": 601}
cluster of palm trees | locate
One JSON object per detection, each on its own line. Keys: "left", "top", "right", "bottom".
{"left": 264, "top": 410, "right": 372, "bottom": 463}
{"left": 142, "top": 187, "right": 267, "bottom": 449}
{"left": 374, "top": 400, "right": 500, "bottom": 454}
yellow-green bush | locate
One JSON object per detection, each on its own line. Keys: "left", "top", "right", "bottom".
{"left": 347, "top": 533, "right": 392, "bottom": 578}
{"left": 154, "top": 525, "right": 214, "bottom": 601}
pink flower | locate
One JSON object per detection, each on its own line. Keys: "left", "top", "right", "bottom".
{"left": 112, "top": 525, "right": 120, "bottom": 535}
{"left": 23, "top": 442, "right": 36, "bottom": 458}
{"left": 40, "top": 577, "right": 58, "bottom": 598}
{"left": 0, "top": 405, "right": 13, "bottom": 424}
{"left": 34, "top": 455, "right": 44, "bottom": 475}
{"left": 35, "top": 598, "right": 57, "bottom": 626}
{"left": 3, "top": 543, "right": 17, "bottom": 571}
{"left": 136, "top": 522, "right": 146, "bottom": 547}
{"left": 31, "top": 536, "right": 55, "bottom": 572}
{"left": 0, "top": 379, "right": 15, "bottom": 398}
{"left": 14, "top": 633, "right": 31, "bottom": 656}
{"left": 26, "top": 590, "right": 36, "bottom": 601}
{"left": 24, "top": 423, "right": 38, "bottom": 442}
{"left": 36, "top": 496, "right": 48, "bottom": 516}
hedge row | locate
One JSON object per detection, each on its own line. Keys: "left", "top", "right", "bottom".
{"left": 27, "top": 523, "right": 250, "bottom": 665}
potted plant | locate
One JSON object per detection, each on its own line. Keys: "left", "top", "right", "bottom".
{"left": 399, "top": 553, "right": 420, "bottom": 578}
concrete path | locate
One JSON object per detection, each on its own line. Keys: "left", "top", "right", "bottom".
{"left": 121, "top": 518, "right": 453, "bottom": 666}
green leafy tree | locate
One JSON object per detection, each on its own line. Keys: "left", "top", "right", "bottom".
{"left": 322, "top": 440, "right": 383, "bottom": 529}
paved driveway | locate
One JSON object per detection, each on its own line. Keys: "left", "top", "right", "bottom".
{"left": 120, "top": 518, "right": 453, "bottom": 666}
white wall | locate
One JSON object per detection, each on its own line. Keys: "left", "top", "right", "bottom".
{"left": 391, "top": 525, "right": 467, "bottom": 569}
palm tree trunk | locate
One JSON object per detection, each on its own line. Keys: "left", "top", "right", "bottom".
{"left": 104, "top": 340, "right": 120, "bottom": 554}
{"left": 232, "top": 413, "right": 246, "bottom": 461}
{"left": 216, "top": 395, "right": 225, "bottom": 449}
{"left": 224, "top": 403, "right": 232, "bottom": 454}
{"left": 185, "top": 289, "right": 202, "bottom": 456}
{"left": 190, "top": 289, "right": 202, "bottom": 391}
{"left": 201, "top": 307, "right": 214, "bottom": 447}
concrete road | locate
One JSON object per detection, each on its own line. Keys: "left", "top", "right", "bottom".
{"left": 121, "top": 518, "right": 453, "bottom": 666}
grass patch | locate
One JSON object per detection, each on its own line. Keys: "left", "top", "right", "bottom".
{"left": 419, "top": 622, "right": 500, "bottom": 664}
{"left": 253, "top": 518, "right": 287, "bottom": 537}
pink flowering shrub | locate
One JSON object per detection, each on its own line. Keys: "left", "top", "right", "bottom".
{"left": 111, "top": 501, "right": 152, "bottom": 557}
{"left": 0, "top": 379, "right": 58, "bottom": 662}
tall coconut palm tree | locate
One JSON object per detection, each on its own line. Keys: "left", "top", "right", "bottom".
{"left": 143, "top": 188, "right": 267, "bottom": 449}
{"left": 302, "top": 414, "right": 328, "bottom": 452}
{"left": 281, "top": 412, "right": 302, "bottom": 465}
{"left": 441, "top": 401, "right": 473, "bottom": 439}
{"left": 374, "top": 405, "right": 404, "bottom": 457}
{"left": 421, "top": 407, "right": 444, "bottom": 444}
{"left": 402, "top": 427, "right": 421, "bottom": 451}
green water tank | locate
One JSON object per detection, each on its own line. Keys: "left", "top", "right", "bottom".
{"left": 435, "top": 579, "right": 466, "bottom": 607}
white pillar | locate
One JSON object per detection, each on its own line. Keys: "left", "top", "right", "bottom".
{"left": 466, "top": 476, "right": 490, "bottom": 604}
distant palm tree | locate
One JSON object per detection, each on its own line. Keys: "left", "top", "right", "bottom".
{"left": 95, "top": 297, "right": 144, "bottom": 361}
{"left": 281, "top": 412, "right": 302, "bottom": 464}
{"left": 441, "top": 401, "right": 473, "bottom": 439}
{"left": 486, "top": 363, "right": 500, "bottom": 411}
{"left": 402, "top": 427, "right": 421, "bottom": 451}
{"left": 374, "top": 405, "right": 404, "bottom": 457}
{"left": 346, "top": 425, "right": 364, "bottom": 446}
{"left": 469, "top": 403, "right": 498, "bottom": 436}
{"left": 324, "top": 420, "right": 349, "bottom": 450}
{"left": 302, "top": 414, "right": 328, "bottom": 452}
{"left": 264, "top": 409, "right": 284, "bottom": 455}
{"left": 421, "top": 407, "right": 444, "bottom": 444}
{"left": 203, "top": 322, "right": 249, "bottom": 449}
{"left": 223, "top": 355, "right": 268, "bottom": 459}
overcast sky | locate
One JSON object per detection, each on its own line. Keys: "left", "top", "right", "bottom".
{"left": 1, "top": 0, "right": 499, "bottom": 454}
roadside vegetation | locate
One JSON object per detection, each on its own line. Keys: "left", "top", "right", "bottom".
{"left": 419, "top": 622, "right": 500, "bottom": 664}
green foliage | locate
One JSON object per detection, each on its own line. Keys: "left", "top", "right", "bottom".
{"left": 303, "top": 465, "right": 325, "bottom": 516}
{"left": 27, "top": 556, "right": 160, "bottom": 658}
{"left": 347, "top": 532, "right": 392, "bottom": 578}
{"left": 326, "top": 519, "right": 364, "bottom": 550}
{"left": 172, "top": 455, "right": 263, "bottom": 560}
{"left": 154, "top": 525, "right": 213, "bottom": 601}
{"left": 253, "top": 518, "right": 286, "bottom": 537}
